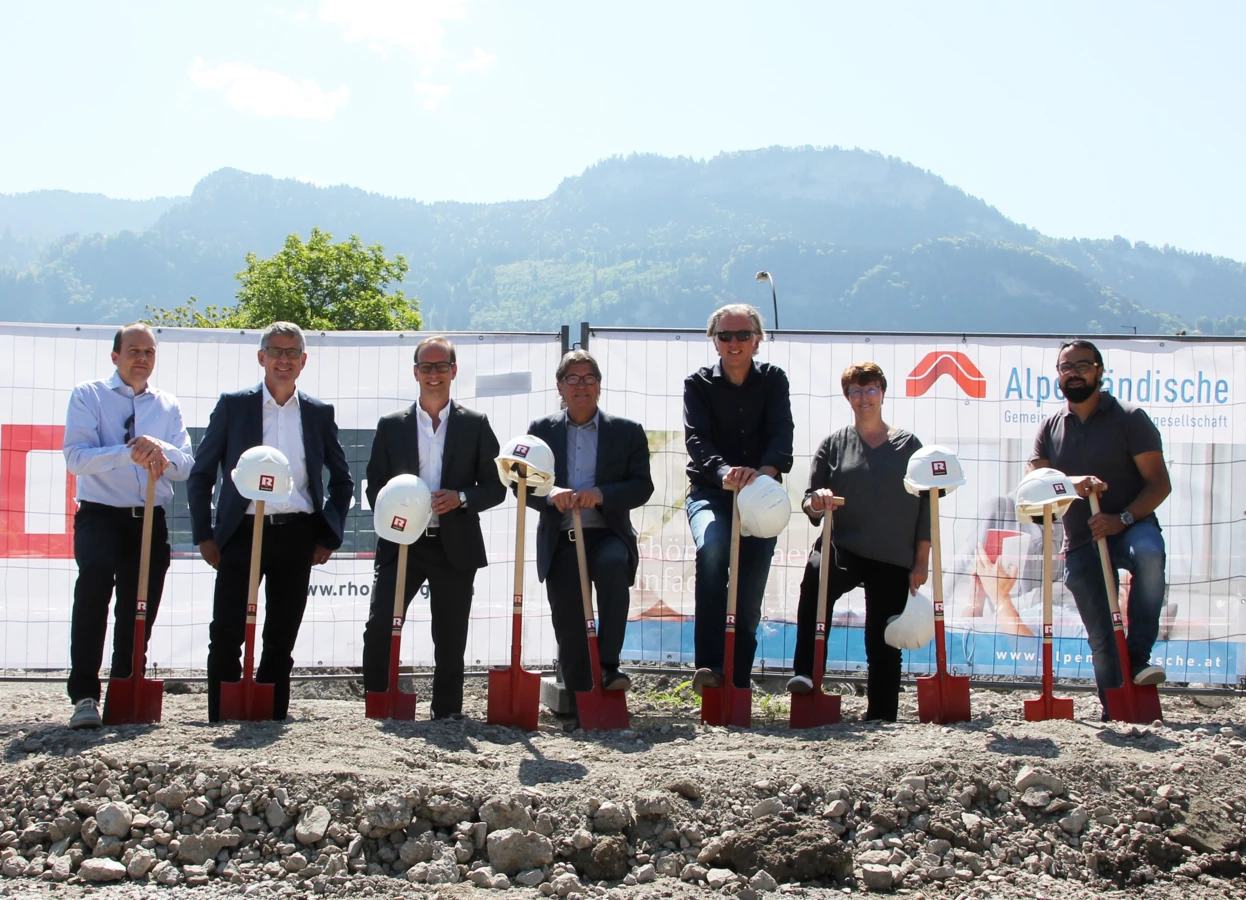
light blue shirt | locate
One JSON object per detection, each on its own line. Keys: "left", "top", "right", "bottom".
{"left": 559, "top": 410, "right": 606, "bottom": 530}
{"left": 63, "top": 371, "right": 194, "bottom": 508}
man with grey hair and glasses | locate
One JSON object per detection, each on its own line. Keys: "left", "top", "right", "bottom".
{"left": 62, "top": 322, "right": 194, "bottom": 728}
{"left": 189, "top": 322, "right": 353, "bottom": 722}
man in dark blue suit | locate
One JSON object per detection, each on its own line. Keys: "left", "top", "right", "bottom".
{"left": 526, "top": 350, "right": 653, "bottom": 708}
{"left": 188, "top": 322, "right": 354, "bottom": 722}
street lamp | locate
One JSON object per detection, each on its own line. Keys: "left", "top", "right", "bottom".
{"left": 756, "top": 271, "right": 778, "bottom": 334}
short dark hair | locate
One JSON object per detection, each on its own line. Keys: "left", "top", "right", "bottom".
{"left": 556, "top": 349, "right": 601, "bottom": 382}
{"left": 840, "top": 361, "right": 887, "bottom": 396}
{"left": 113, "top": 323, "right": 156, "bottom": 354}
{"left": 414, "top": 335, "right": 456, "bottom": 364}
{"left": 1058, "top": 338, "right": 1103, "bottom": 367}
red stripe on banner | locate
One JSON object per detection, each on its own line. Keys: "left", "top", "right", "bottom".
{"left": 0, "top": 424, "right": 76, "bottom": 558}
{"left": 905, "top": 351, "right": 987, "bottom": 398}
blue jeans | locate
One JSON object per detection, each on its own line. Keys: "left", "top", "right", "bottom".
{"left": 687, "top": 488, "right": 777, "bottom": 688}
{"left": 1063, "top": 519, "right": 1166, "bottom": 692}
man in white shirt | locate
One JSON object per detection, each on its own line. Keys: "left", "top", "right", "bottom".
{"left": 188, "top": 322, "right": 353, "bottom": 722}
{"left": 62, "top": 323, "right": 194, "bottom": 728}
{"left": 362, "top": 336, "right": 504, "bottom": 719}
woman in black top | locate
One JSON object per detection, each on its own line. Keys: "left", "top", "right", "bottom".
{"left": 789, "top": 362, "right": 931, "bottom": 722}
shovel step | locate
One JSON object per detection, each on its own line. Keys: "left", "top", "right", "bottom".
{"left": 1023, "top": 694, "right": 1075, "bottom": 722}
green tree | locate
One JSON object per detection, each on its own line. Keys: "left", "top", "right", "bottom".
{"left": 146, "top": 227, "right": 420, "bottom": 331}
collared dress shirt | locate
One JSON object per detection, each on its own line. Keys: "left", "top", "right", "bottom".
{"left": 247, "top": 382, "right": 314, "bottom": 515}
{"left": 63, "top": 370, "right": 194, "bottom": 507}
{"left": 558, "top": 410, "right": 606, "bottom": 531}
{"left": 416, "top": 399, "right": 451, "bottom": 527}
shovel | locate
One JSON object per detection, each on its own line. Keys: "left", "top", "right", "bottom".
{"left": 219, "top": 500, "right": 276, "bottom": 721}
{"left": 1024, "top": 506, "right": 1075, "bottom": 721}
{"left": 570, "top": 509, "right": 630, "bottom": 730}
{"left": 1089, "top": 493, "right": 1162, "bottom": 723}
{"left": 487, "top": 468, "right": 542, "bottom": 730}
{"left": 102, "top": 469, "right": 164, "bottom": 726}
{"left": 701, "top": 484, "right": 752, "bottom": 728}
{"left": 917, "top": 489, "right": 971, "bottom": 724}
{"left": 365, "top": 543, "right": 418, "bottom": 720}
{"left": 790, "top": 496, "right": 846, "bottom": 729}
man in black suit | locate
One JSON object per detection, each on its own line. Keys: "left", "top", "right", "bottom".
{"left": 188, "top": 322, "right": 354, "bottom": 722}
{"left": 361, "top": 336, "right": 505, "bottom": 719}
{"left": 526, "top": 349, "right": 653, "bottom": 703}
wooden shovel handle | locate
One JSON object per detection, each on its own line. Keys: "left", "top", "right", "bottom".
{"left": 134, "top": 470, "right": 157, "bottom": 622}
{"left": 572, "top": 509, "right": 594, "bottom": 624}
{"left": 814, "top": 497, "right": 845, "bottom": 625}
{"left": 1087, "top": 493, "right": 1121, "bottom": 614}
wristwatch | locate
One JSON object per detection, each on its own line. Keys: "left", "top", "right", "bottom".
{"left": 1119, "top": 510, "right": 1134, "bottom": 527}
{"left": 457, "top": 491, "right": 468, "bottom": 509}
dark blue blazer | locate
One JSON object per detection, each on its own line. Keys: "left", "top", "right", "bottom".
{"left": 188, "top": 385, "right": 354, "bottom": 551}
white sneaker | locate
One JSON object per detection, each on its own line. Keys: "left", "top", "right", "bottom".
{"left": 69, "top": 698, "right": 102, "bottom": 729}
{"left": 1133, "top": 665, "right": 1166, "bottom": 686}
{"left": 787, "top": 675, "right": 814, "bottom": 695}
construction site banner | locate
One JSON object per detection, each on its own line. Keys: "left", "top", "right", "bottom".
{"left": 1, "top": 323, "right": 1243, "bottom": 684}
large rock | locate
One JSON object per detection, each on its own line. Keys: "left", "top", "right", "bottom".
{"left": 487, "top": 828, "right": 554, "bottom": 875}
{"left": 78, "top": 858, "right": 126, "bottom": 882}
{"left": 94, "top": 802, "right": 133, "bottom": 838}
{"left": 296, "top": 806, "right": 331, "bottom": 845}
{"left": 177, "top": 830, "right": 241, "bottom": 864}
{"left": 634, "top": 792, "right": 674, "bottom": 818}
{"left": 479, "top": 796, "right": 533, "bottom": 833}
{"left": 400, "top": 834, "right": 440, "bottom": 866}
{"left": 150, "top": 783, "right": 189, "bottom": 809}
{"left": 718, "top": 816, "right": 852, "bottom": 883}
{"left": 127, "top": 848, "right": 157, "bottom": 878}
{"left": 592, "top": 801, "right": 631, "bottom": 833}
{"left": 420, "top": 793, "right": 476, "bottom": 827}
{"left": 363, "top": 793, "right": 414, "bottom": 835}
{"left": 424, "top": 851, "right": 460, "bottom": 885}
{"left": 265, "top": 798, "right": 290, "bottom": 829}
{"left": 569, "top": 835, "right": 629, "bottom": 880}
{"left": 862, "top": 862, "right": 895, "bottom": 890}
{"left": 1170, "top": 796, "right": 1241, "bottom": 854}
{"left": 1014, "top": 766, "right": 1064, "bottom": 796}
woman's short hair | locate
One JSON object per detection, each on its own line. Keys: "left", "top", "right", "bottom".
{"left": 840, "top": 362, "right": 887, "bottom": 396}
{"left": 705, "top": 304, "right": 765, "bottom": 340}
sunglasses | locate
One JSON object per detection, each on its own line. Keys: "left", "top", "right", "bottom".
{"left": 416, "top": 362, "right": 454, "bottom": 375}
{"left": 123, "top": 413, "right": 135, "bottom": 443}
{"left": 1056, "top": 361, "right": 1099, "bottom": 376}
{"left": 560, "top": 374, "right": 599, "bottom": 386}
{"left": 263, "top": 347, "right": 303, "bottom": 360}
{"left": 715, "top": 330, "right": 757, "bottom": 343}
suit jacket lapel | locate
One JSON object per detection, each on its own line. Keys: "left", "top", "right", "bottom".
{"left": 403, "top": 402, "right": 422, "bottom": 475}
{"left": 552, "top": 413, "right": 568, "bottom": 486}
{"left": 595, "top": 410, "right": 612, "bottom": 474}
{"left": 246, "top": 386, "right": 264, "bottom": 449}
{"left": 298, "top": 391, "right": 322, "bottom": 482}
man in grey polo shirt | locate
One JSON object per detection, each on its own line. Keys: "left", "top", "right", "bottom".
{"left": 1028, "top": 339, "right": 1170, "bottom": 715}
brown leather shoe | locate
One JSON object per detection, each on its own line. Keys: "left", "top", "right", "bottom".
{"left": 692, "top": 668, "right": 723, "bottom": 696}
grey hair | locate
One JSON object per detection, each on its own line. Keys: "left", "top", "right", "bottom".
{"left": 706, "top": 303, "right": 765, "bottom": 340}
{"left": 260, "top": 321, "right": 306, "bottom": 352}
{"left": 556, "top": 349, "right": 602, "bottom": 382}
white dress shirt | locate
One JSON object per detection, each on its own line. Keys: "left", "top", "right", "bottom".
{"left": 247, "top": 382, "right": 314, "bottom": 515}
{"left": 417, "top": 399, "right": 451, "bottom": 526}
{"left": 63, "top": 371, "right": 194, "bottom": 507}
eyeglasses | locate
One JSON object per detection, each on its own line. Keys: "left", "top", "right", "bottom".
{"left": 561, "top": 374, "right": 599, "bottom": 386}
{"left": 123, "top": 413, "right": 135, "bottom": 443}
{"left": 416, "top": 362, "right": 454, "bottom": 375}
{"left": 715, "top": 330, "right": 758, "bottom": 344}
{"left": 847, "top": 386, "right": 882, "bottom": 399}
{"left": 1056, "top": 361, "right": 1100, "bottom": 376}
{"left": 263, "top": 346, "right": 303, "bottom": 360}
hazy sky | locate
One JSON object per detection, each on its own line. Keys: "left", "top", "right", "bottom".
{"left": 3, "top": 1, "right": 1244, "bottom": 259}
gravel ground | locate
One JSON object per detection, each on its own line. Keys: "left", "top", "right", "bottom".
{"left": 1, "top": 675, "right": 1243, "bottom": 900}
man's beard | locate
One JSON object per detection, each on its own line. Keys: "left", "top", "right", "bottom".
{"left": 1062, "top": 375, "right": 1100, "bottom": 403}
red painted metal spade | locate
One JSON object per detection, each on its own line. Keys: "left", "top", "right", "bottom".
{"left": 102, "top": 470, "right": 164, "bottom": 726}
{"left": 917, "top": 490, "right": 972, "bottom": 724}
{"left": 487, "top": 470, "right": 542, "bottom": 730}
{"left": 790, "top": 496, "right": 846, "bottom": 729}
{"left": 365, "top": 543, "right": 418, "bottom": 720}
{"left": 701, "top": 486, "right": 752, "bottom": 728}
{"left": 1089, "top": 493, "right": 1163, "bottom": 724}
{"left": 1023, "top": 506, "right": 1075, "bottom": 721}
{"left": 219, "top": 499, "right": 276, "bottom": 721}
{"left": 571, "top": 509, "right": 630, "bottom": 731}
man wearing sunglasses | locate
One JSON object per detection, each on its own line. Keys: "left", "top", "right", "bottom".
{"left": 189, "top": 322, "right": 353, "bottom": 722}
{"left": 1028, "top": 338, "right": 1171, "bottom": 718}
{"left": 62, "top": 323, "right": 194, "bottom": 728}
{"left": 523, "top": 349, "right": 653, "bottom": 725}
{"left": 684, "top": 304, "right": 794, "bottom": 695}
{"left": 361, "top": 336, "right": 505, "bottom": 719}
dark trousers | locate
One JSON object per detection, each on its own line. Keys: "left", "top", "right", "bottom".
{"left": 69, "top": 504, "right": 170, "bottom": 703}
{"left": 794, "top": 541, "right": 910, "bottom": 722}
{"left": 361, "top": 534, "right": 476, "bottom": 718}
{"left": 207, "top": 514, "right": 317, "bottom": 722}
{"left": 544, "top": 529, "right": 632, "bottom": 693}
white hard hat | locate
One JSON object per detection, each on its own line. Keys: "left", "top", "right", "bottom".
{"left": 884, "top": 593, "right": 935, "bottom": 650}
{"left": 231, "top": 445, "right": 293, "bottom": 503}
{"left": 1015, "top": 468, "right": 1078, "bottom": 524}
{"left": 495, "top": 434, "right": 556, "bottom": 498}
{"left": 373, "top": 474, "right": 432, "bottom": 545}
{"left": 903, "top": 444, "right": 966, "bottom": 495}
{"left": 737, "top": 474, "right": 792, "bottom": 539}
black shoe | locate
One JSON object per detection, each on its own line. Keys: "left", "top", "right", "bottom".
{"left": 432, "top": 712, "right": 466, "bottom": 722}
{"left": 602, "top": 670, "right": 631, "bottom": 692}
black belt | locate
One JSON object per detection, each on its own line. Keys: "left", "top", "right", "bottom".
{"left": 564, "top": 526, "right": 606, "bottom": 543}
{"left": 250, "top": 512, "right": 311, "bottom": 526}
{"left": 78, "top": 500, "right": 165, "bottom": 519}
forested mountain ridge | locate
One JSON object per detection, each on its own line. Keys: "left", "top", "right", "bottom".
{"left": 1, "top": 147, "right": 1242, "bottom": 334}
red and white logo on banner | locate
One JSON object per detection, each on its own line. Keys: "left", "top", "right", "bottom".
{"left": 391, "top": 515, "right": 407, "bottom": 532}
{"left": 0, "top": 425, "right": 77, "bottom": 559}
{"left": 905, "top": 351, "right": 987, "bottom": 398}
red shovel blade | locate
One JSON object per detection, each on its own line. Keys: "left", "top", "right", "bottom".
{"left": 1023, "top": 692, "right": 1075, "bottom": 722}
{"left": 701, "top": 683, "right": 752, "bottom": 727}
{"left": 917, "top": 673, "right": 971, "bottom": 725}
{"left": 365, "top": 687, "right": 418, "bottom": 721}
{"left": 219, "top": 675, "right": 276, "bottom": 722}
{"left": 790, "top": 687, "right": 842, "bottom": 729}
{"left": 1104, "top": 684, "right": 1162, "bottom": 724}
{"left": 575, "top": 687, "right": 630, "bottom": 731}
{"left": 487, "top": 666, "right": 542, "bottom": 731}
{"left": 102, "top": 674, "right": 164, "bottom": 726}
